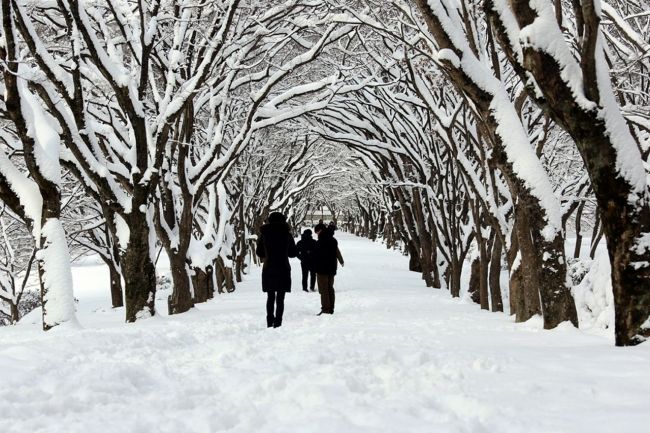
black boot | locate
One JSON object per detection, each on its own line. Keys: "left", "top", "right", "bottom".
{"left": 273, "top": 317, "right": 282, "bottom": 328}
{"left": 266, "top": 315, "right": 274, "bottom": 328}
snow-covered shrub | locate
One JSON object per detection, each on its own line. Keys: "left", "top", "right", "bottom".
{"left": 19, "top": 290, "right": 41, "bottom": 314}
{"left": 571, "top": 251, "right": 614, "bottom": 332}
{"left": 567, "top": 257, "right": 590, "bottom": 286}
{"left": 0, "top": 290, "right": 41, "bottom": 326}
{"left": 157, "top": 275, "right": 172, "bottom": 292}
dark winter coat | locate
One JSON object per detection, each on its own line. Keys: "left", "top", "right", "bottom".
{"left": 256, "top": 222, "right": 298, "bottom": 292}
{"left": 313, "top": 229, "right": 344, "bottom": 276}
{"left": 296, "top": 234, "right": 317, "bottom": 268}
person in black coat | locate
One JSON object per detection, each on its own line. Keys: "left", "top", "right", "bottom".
{"left": 296, "top": 229, "right": 317, "bottom": 292}
{"left": 313, "top": 223, "right": 344, "bottom": 315}
{"left": 256, "top": 212, "right": 297, "bottom": 328}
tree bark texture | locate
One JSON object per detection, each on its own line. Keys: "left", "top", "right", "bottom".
{"left": 122, "top": 210, "right": 156, "bottom": 322}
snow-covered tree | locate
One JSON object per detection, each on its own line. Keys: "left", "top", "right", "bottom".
{"left": 0, "top": 0, "right": 76, "bottom": 330}
{"left": 485, "top": 0, "right": 650, "bottom": 345}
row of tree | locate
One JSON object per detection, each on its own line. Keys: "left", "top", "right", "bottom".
{"left": 309, "top": 0, "right": 649, "bottom": 346}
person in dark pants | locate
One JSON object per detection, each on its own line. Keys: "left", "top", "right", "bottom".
{"left": 313, "top": 223, "right": 344, "bottom": 315}
{"left": 296, "top": 229, "right": 317, "bottom": 292}
{"left": 256, "top": 212, "right": 297, "bottom": 328}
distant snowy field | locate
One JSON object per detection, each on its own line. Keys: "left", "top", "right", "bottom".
{"left": 0, "top": 233, "right": 648, "bottom": 433}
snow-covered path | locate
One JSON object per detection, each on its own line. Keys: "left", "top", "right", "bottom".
{"left": 1, "top": 233, "right": 649, "bottom": 433}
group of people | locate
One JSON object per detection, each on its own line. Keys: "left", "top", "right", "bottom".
{"left": 255, "top": 212, "right": 344, "bottom": 328}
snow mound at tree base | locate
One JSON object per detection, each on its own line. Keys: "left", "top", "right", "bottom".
{"left": 570, "top": 250, "right": 615, "bottom": 336}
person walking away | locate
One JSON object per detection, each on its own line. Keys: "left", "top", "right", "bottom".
{"left": 313, "top": 223, "right": 344, "bottom": 315}
{"left": 256, "top": 212, "right": 297, "bottom": 327}
{"left": 296, "top": 229, "right": 317, "bottom": 292}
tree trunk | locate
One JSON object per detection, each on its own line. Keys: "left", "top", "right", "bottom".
{"left": 122, "top": 210, "right": 156, "bottom": 322}
{"left": 506, "top": 228, "right": 525, "bottom": 319}
{"left": 235, "top": 255, "right": 244, "bottom": 283}
{"left": 413, "top": 192, "right": 436, "bottom": 287}
{"left": 167, "top": 250, "right": 194, "bottom": 315}
{"left": 449, "top": 258, "right": 462, "bottom": 298}
{"left": 479, "top": 237, "right": 490, "bottom": 311}
{"left": 514, "top": 205, "right": 578, "bottom": 328}
{"left": 215, "top": 257, "right": 226, "bottom": 294}
{"left": 573, "top": 201, "right": 585, "bottom": 259}
{"left": 489, "top": 234, "right": 504, "bottom": 312}
{"left": 38, "top": 217, "right": 76, "bottom": 330}
{"left": 207, "top": 265, "right": 215, "bottom": 299}
{"left": 589, "top": 214, "right": 603, "bottom": 259}
{"left": 512, "top": 209, "right": 542, "bottom": 322}
{"left": 407, "top": 240, "right": 422, "bottom": 273}
{"left": 10, "top": 302, "right": 19, "bottom": 324}
{"left": 193, "top": 266, "right": 213, "bottom": 304}
{"left": 509, "top": 263, "right": 525, "bottom": 320}
{"left": 224, "top": 266, "right": 235, "bottom": 293}
{"left": 431, "top": 230, "right": 442, "bottom": 288}
{"left": 495, "top": 148, "right": 577, "bottom": 327}
{"left": 605, "top": 210, "right": 650, "bottom": 345}
{"left": 468, "top": 256, "right": 481, "bottom": 304}
{"left": 108, "top": 262, "right": 124, "bottom": 308}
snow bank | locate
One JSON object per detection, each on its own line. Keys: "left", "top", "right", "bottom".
{"left": 0, "top": 234, "right": 647, "bottom": 433}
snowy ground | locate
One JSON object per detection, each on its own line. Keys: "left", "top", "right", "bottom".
{"left": 1, "top": 233, "right": 649, "bottom": 433}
